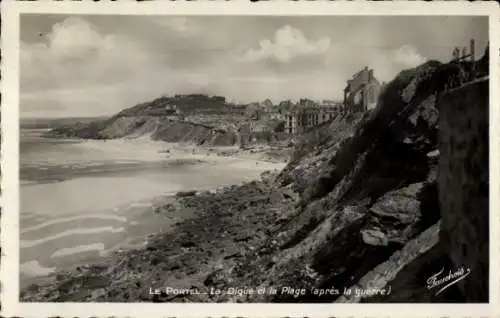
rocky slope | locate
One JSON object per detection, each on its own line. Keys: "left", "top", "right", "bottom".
{"left": 22, "top": 51, "right": 489, "bottom": 302}
{"left": 210, "top": 59, "right": 447, "bottom": 302}
{"left": 45, "top": 115, "right": 242, "bottom": 146}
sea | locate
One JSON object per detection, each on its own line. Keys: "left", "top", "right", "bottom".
{"left": 19, "top": 127, "right": 284, "bottom": 287}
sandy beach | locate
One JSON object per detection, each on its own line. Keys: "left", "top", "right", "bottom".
{"left": 20, "top": 131, "right": 288, "bottom": 288}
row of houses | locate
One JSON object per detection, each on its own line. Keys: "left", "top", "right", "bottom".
{"left": 284, "top": 104, "right": 341, "bottom": 134}
{"left": 155, "top": 67, "right": 382, "bottom": 135}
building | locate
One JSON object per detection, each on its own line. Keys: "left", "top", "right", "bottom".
{"left": 281, "top": 67, "right": 380, "bottom": 134}
{"left": 343, "top": 66, "right": 381, "bottom": 112}
{"left": 284, "top": 104, "right": 341, "bottom": 134}
{"left": 172, "top": 94, "right": 226, "bottom": 103}
{"left": 297, "top": 98, "right": 317, "bottom": 108}
{"left": 452, "top": 39, "right": 476, "bottom": 62}
{"left": 322, "top": 100, "right": 340, "bottom": 106}
{"left": 164, "top": 104, "right": 184, "bottom": 120}
{"left": 210, "top": 95, "right": 226, "bottom": 103}
{"left": 245, "top": 103, "right": 267, "bottom": 121}
{"left": 278, "top": 100, "right": 295, "bottom": 113}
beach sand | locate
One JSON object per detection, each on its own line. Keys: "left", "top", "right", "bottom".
{"left": 20, "top": 136, "right": 288, "bottom": 290}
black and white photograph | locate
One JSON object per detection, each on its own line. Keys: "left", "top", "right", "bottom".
{"left": 1, "top": 2, "right": 499, "bottom": 317}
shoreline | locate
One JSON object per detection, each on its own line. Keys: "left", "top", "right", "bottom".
{"left": 20, "top": 167, "right": 292, "bottom": 302}
{"left": 20, "top": 138, "right": 291, "bottom": 300}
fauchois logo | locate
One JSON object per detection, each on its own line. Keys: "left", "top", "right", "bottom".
{"left": 426, "top": 266, "right": 471, "bottom": 296}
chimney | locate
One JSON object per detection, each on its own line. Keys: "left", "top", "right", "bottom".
{"left": 470, "top": 38, "right": 475, "bottom": 61}
{"left": 368, "top": 69, "right": 374, "bottom": 81}
{"left": 361, "top": 66, "right": 368, "bottom": 82}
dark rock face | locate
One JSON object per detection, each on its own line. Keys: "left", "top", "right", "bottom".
{"left": 365, "top": 182, "right": 439, "bottom": 246}
{"left": 338, "top": 222, "right": 441, "bottom": 303}
{"left": 175, "top": 190, "right": 198, "bottom": 198}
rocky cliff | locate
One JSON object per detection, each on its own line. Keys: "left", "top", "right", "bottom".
{"left": 45, "top": 115, "right": 242, "bottom": 146}
{"left": 206, "top": 55, "right": 488, "bottom": 303}
{"left": 227, "top": 60, "right": 446, "bottom": 302}
{"left": 22, "top": 51, "right": 489, "bottom": 303}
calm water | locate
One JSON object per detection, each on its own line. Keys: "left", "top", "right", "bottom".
{"left": 20, "top": 129, "right": 284, "bottom": 286}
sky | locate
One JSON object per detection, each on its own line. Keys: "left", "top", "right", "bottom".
{"left": 20, "top": 14, "right": 489, "bottom": 118}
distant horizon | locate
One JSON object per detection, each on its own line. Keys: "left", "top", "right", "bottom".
{"left": 20, "top": 93, "right": 347, "bottom": 119}
{"left": 20, "top": 115, "right": 107, "bottom": 120}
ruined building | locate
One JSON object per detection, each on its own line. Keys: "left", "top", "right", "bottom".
{"left": 343, "top": 66, "right": 381, "bottom": 113}
{"left": 283, "top": 67, "right": 382, "bottom": 134}
{"left": 284, "top": 103, "right": 342, "bottom": 134}
{"left": 452, "top": 39, "right": 476, "bottom": 62}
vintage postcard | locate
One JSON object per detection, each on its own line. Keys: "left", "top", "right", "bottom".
{"left": 1, "top": 1, "right": 499, "bottom": 317}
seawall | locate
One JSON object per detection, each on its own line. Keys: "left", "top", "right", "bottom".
{"left": 438, "top": 77, "right": 489, "bottom": 302}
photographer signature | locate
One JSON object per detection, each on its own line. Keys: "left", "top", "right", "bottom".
{"left": 426, "top": 266, "right": 471, "bottom": 296}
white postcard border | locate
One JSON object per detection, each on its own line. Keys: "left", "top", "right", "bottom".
{"left": 1, "top": 1, "right": 499, "bottom": 317}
